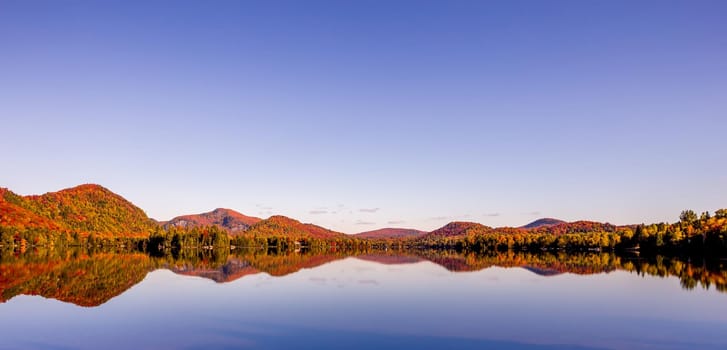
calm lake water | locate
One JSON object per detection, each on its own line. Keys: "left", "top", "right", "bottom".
{"left": 1, "top": 250, "right": 726, "bottom": 350}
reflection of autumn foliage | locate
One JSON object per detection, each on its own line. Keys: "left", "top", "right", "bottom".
{"left": 231, "top": 249, "right": 346, "bottom": 276}
{"left": 355, "top": 254, "right": 423, "bottom": 265}
{"left": 165, "top": 259, "right": 260, "bottom": 283}
{"left": 147, "top": 248, "right": 349, "bottom": 281}
{"left": 0, "top": 250, "right": 152, "bottom": 307}
{"left": 0, "top": 247, "right": 352, "bottom": 307}
{"left": 413, "top": 250, "right": 618, "bottom": 275}
{"left": 1, "top": 248, "right": 726, "bottom": 308}
{"left": 412, "top": 250, "right": 727, "bottom": 292}
{"left": 619, "top": 256, "right": 727, "bottom": 293}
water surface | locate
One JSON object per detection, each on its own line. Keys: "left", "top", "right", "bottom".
{"left": 1, "top": 250, "right": 725, "bottom": 350}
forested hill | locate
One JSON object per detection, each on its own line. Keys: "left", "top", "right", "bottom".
{"left": 521, "top": 218, "right": 566, "bottom": 229}
{"left": 423, "top": 222, "right": 493, "bottom": 238}
{"left": 1, "top": 184, "right": 726, "bottom": 255}
{"left": 244, "top": 215, "right": 345, "bottom": 239}
{"left": 0, "top": 184, "right": 156, "bottom": 240}
{"left": 354, "top": 228, "right": 427, "bottom": 239}
{"left": 162, "top": 208, "right": 261, "bottom": 234}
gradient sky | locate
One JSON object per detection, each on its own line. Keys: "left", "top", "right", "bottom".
{"left": 1, "top": 1, "right": 726, "bottom": 233}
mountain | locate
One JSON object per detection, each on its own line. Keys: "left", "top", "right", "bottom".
{"left": 244, "top": 215, "right": 345, "bottom": 239}
{"left": 422, "top": 222, "right": 492, "bottom": 238}
{"left": 0, "top": 184, "right": 155, "bottom": 238}
{"left": 354, "top": 228, "right": 427, "bottom": 239}
{"left": 533, "top": 220, "right": 617, "bottom": 235}
{"left": 521, "top": 218, "right": 566, "bottom": 229}
{"left": 0, "top": 188, "right": 62, "bottom": 231}
{"left": 0, "top": 183, "right": 626, "bottom": 246}
{"left": 163, "top": 208, "right": 261, "bottom": 235}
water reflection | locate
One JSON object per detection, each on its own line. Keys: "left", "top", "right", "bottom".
{"left": 2, "top": 248, "right": 727, "bottom": 350}
{"left": 1, "top": 248, "right": 726, "bottom": 307}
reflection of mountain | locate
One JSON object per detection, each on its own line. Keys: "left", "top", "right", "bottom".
{"left": 355, "top": 254, "right": 423, "bottom": 265}
{"left": 0, "top": 249, "right": 349, "bottom": 306}
{"left": 0, "top": 252, "right": 152, "bottom": 307}
{"left": 1, "top": 249, "right": 725, "bottom": 307}
{"left": 521, "top": 266, "right": 564, "bottom": 276}
{"left": 241, "top": 251, "right": 344, "bottom": 276}
{"left": 165, "top": 251, "right": 346, "bottom": 282}
{"left": 412, "top": 250, "right": 619, "bottom": 276}
{"left": 169, "top": 259, "right": 261, "bottom": 283}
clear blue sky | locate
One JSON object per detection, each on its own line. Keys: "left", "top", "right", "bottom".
{"left": 1, "top": 1, "right": 725, "bottom": 233}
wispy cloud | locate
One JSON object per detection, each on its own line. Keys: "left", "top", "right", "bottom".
{"left": 430, "top": 216, "right": 448, "bottom": 221}
{"left": 523, "top": 211, "right": 541, "bottom": 216}
{"left": 309, "top": 210, "right": 328, "bottom": 215}
{"left": 359, "top": 208, "right": 380, "bottom": 213}
{"left": 358, "top": 279, "right": 379, "bottom": 285}
{"left": 355, "top": 220, "right": 376, "bottom": 225}
{"left": 484, "top": 213, "right": 500, "bottom": 217}
{"left": 387, "top": 220, "right": 405, "bottom": 225}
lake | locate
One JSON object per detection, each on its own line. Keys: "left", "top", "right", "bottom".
{"left": 1, "top": 249, "right": 726, "bottom": 350}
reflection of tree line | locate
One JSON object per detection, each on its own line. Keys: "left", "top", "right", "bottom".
{"left": 0, "top": 247, "right": 355, "bottom": 306}
{"left": 0, "top": 248, "right": 150, "bottom": 307}
{"left": 149, "top": 247, "right": 351, "bottom": 280}
{"left": 412, "top": 250, "right": 727, "bottom": 292}
{"left": 1, "top": 247, "right": 726, "bottom": 307}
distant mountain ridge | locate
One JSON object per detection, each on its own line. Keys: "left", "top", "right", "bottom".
{"left": 2, "top": 184, "right": 632, "bottom": 241}
{"left": 354, "top": 228, "right": 427, "bottom": 239}
{"left": 521, "top": 218, "right": 566, "bottom": 229}
{"left": 162, "top": 208, "right": 261, "bottom": 235}
{"left": 418, "top": 218, "right": 619, "bottom": 239}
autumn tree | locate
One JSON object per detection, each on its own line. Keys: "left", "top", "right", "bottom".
{"left": 680, "top": 210, "right": 698, "bottom": 226}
